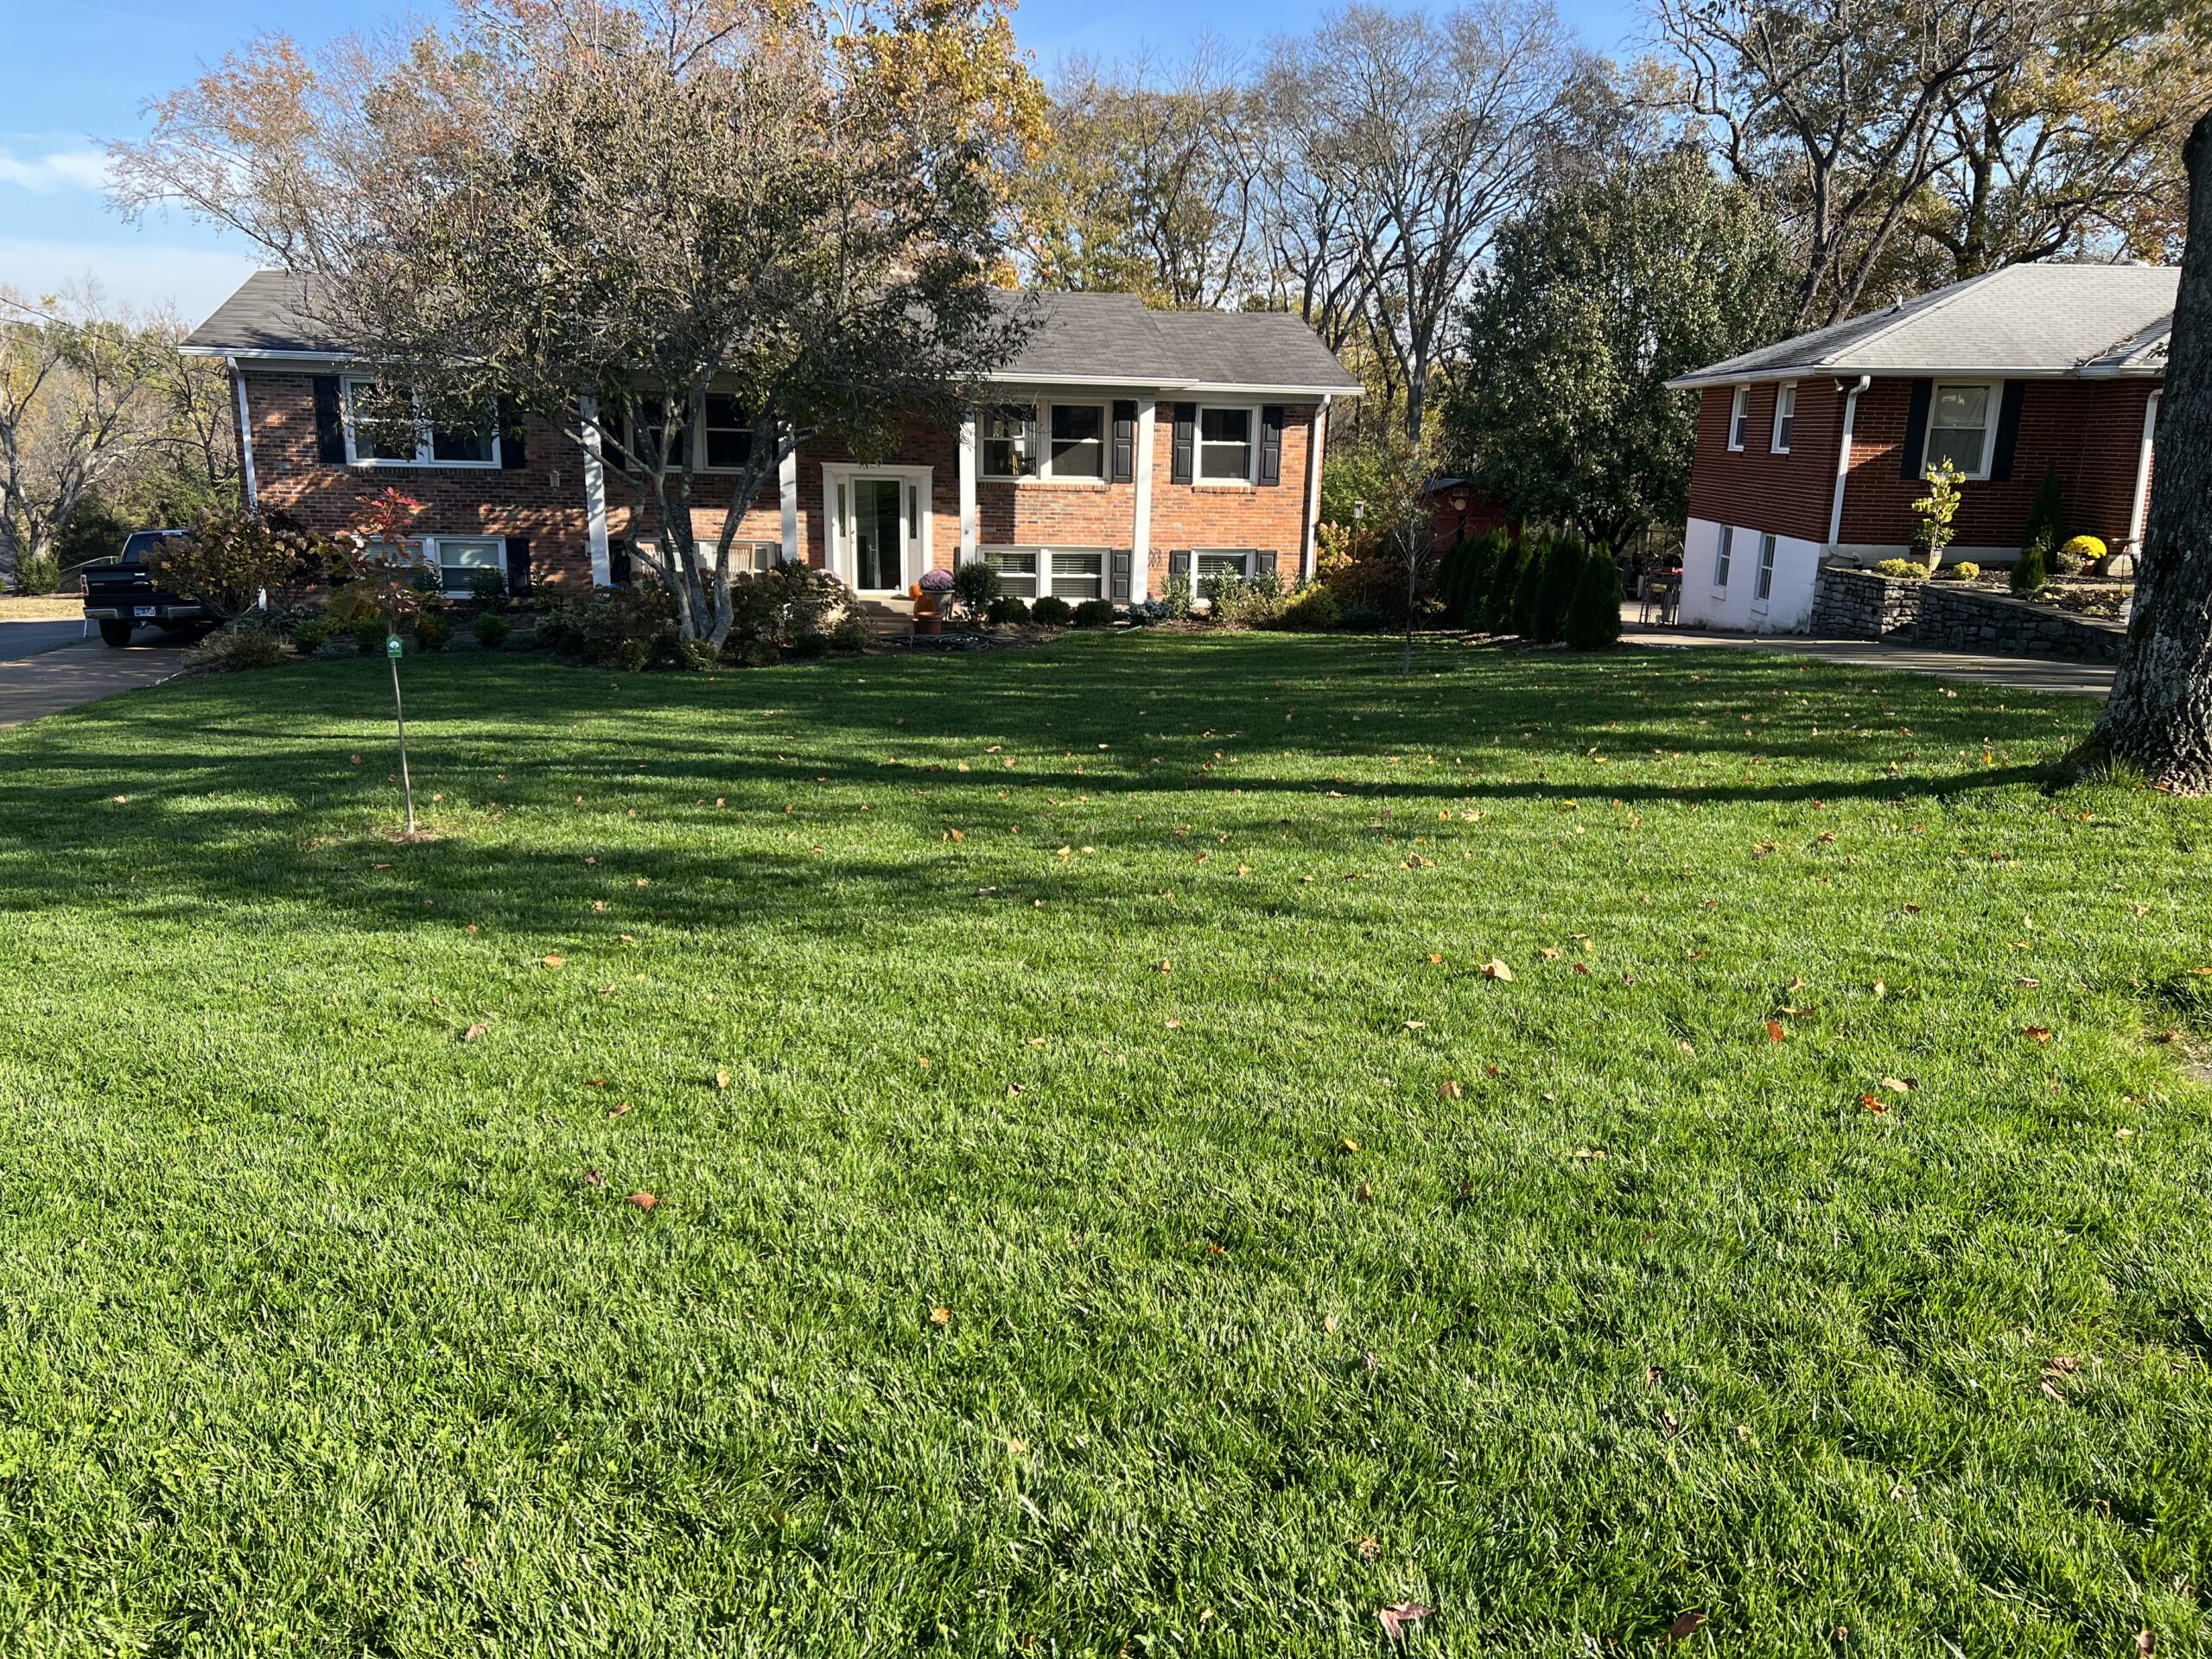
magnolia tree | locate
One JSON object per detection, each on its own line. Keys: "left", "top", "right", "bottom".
{"left": 112, "top": 0, "right": 1047, "bottom": 646}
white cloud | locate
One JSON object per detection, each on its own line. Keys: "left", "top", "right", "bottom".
{"left": 0, "top": 239, "right": 264, "bottom": 325}
{"left": 0, "top": 147, "right": 113, "bottom": 194}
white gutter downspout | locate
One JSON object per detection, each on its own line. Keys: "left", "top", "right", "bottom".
{"left": 228, "top": 357, "right": 258, "bottom": 514}
{"left": 1302, "top": 394, "right": 1332, "bottom": 582}
{"left": 2126, "top": 389, "right": 2161, "bottom": 558}
{"left": 1826, "top": 376, "right": 1869, "bottom": 556}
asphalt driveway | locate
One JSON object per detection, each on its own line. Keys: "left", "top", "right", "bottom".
{"left": 0, "top": 619, "right": 92, "bottom": 661}
{"left": 0, "top": 631, "right": 194, "bottom": 730}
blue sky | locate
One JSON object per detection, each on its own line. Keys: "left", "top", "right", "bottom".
{"left": 0, "top": 0, "right": 1644, "bottom": 324}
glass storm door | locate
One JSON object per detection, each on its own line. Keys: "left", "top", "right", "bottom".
{"left": 849, "top": 477, "right": 911, "bottom": 593}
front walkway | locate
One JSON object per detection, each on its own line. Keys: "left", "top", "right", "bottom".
{"left": 1618, "top": 608, "right": 2113, "bottom": 696}
{"left": 0, "top": 635, "right": 190, "bottom": 730}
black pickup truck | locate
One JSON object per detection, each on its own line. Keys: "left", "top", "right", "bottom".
{"left": 79, "top": 529, "right": 203, "bottom": 646}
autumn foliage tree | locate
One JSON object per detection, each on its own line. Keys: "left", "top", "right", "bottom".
{"left": 111, "top": 0, "right": 1048, "bottom": 646}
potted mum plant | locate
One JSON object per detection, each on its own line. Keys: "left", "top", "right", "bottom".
{"left": 913, "top": 567, "right": 954, "bottom": 634}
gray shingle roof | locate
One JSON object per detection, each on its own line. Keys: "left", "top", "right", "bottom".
{"left": 1669, "top": 263, "right": 2178, "bottom": 388}
{"left": 187, "top": 270, "right": 1362, "bottom": 395}
{"left": 181, "top": 270, "right": 350, "bottom": 356}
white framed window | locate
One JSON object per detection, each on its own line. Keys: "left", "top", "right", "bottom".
{"left": 1194, "top": 548, "right": 1257, "bottom": 591}
{"left": 620, "top": 393, "right": 757, "bottom": 474}
{"left": 1770, "top": 384, "right": 1796, "bottom": 454}
{"left": 342, "top": 378, "right": 500, "bottom": 469}
{"left": 1753, "top": 533, "right": 1777, "bottom": 601}
{"left": 1713, "top": 524, "right": 1734, "bottom": 589}
{"left": 981, "top": 404, "right": 1036, "bottom": 479}
{"left": 1045, "top": 404, "right": 1107, "bottom": 481}
{"left": 432, "top": 536, "right": 506, "bottom": 591}
{"left": 1197, "top": 408, "right": 1256, "bottom": 484}
{"left": 1925, "top": 383, "right": 1996, "bottom": 479}
{"left": 702, "top": 394, "right": 753, "bottom": 472}
{"left": 1727, "top": 386, "right": 1751, "bottom": 451}
{"left": 985, "top": 546, "right": 1107, "bottom": 601}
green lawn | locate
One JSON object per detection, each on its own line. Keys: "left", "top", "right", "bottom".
{"left": 2, "top": 632, "right": 2209, "bottom": 1657}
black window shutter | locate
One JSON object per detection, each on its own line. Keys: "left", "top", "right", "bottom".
{"left": 1988, "top": 381, "right": 2024, "bottom": 481}
{"left": 1899, "top": 379, "right": 1932, "bottom": 479}
{"left": 1111, "top": 401, "right": 1136, "bottom": 484}
{"left": 504, "top": 536, "right": 531, "bottom": 596}
{"left": 1258, "top": 405, "right": 1285, "bottom": 486}
{"left": 609, "top": 539, "right": 632, "bottom": 585}
{"left": 1171, "top": 404, "right": 1196, "bottom": 484}
{"left": 499, "top": 397, "right": 527, "bottom": 469}
{"left": 312, "top": 375, "right": 346, "bottom": 463}
{"left": 1109, "top": 548, "right": 1132, "bottom": 603}
{"left": 1168, "top": 549, "right": 1191, "bottom": 582}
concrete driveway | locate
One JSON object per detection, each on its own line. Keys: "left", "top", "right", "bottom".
{"left": 0, "top": 631, "right": 194, "bottom": 730}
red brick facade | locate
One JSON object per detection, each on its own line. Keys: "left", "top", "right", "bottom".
{"left": 240, "top": 373, "right": 1322, "bottom": 596}
{"left": 1687, "top": 375, "right": 2158, "bottom": 556}
{"left": 246, "top": 372, "right": 593, "bottom": 587}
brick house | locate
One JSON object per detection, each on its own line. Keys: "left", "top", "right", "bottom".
{"left": 181, "top": 273, "right": 1362, "bottom": 612}
{"left": 1666, "top": 264, "right": 2172, "bottom": 633}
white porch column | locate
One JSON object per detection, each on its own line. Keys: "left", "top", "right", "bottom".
{"left": 779, "top": 436, "right": 800, "bottom": 563}
{"left": 1301, "top": 394, "right": 1330, "bottom": 582}
{"left": 1132, "top": 396, "right": 1157, "bottom": 602}
{"left": 957, "top": 407, "right": 979, "bottom": 562}
{"left": 580, "top": 393, "right": 612, "bottom": 586}
{"left": 2126, "top": 389, "right": 2161, "bottom": 556}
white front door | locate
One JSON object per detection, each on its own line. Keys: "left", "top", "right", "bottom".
{"left": 826, "top": 465, "right": 931, "bottom": 595}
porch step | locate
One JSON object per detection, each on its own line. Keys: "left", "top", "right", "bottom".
{"left": 850, "top": 597, "right": 915, "bottom": 639}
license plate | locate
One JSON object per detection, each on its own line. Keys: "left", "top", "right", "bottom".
{"left": 134, "top": 606, "right": 156, "bottom": 617}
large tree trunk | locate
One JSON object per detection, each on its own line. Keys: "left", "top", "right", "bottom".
{"left": 2071, "top": 111, "right": 2212, "bottom": 794}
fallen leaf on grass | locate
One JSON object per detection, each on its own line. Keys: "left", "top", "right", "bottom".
{"left": 2024, "top": 1026, "right": 2054, "bottom": 1044}
{"left": 1402, "top": 1020, "right": 1426, "bottom": 1031}
{"left": 1165, "top": 1017, "right": 1183, "bottom": 1029}
{"left": 582, "top": 1168, "right": 607, "bottom": 1187}
{"left": 626, "top": 1192, "right": 657, "bottom": 1211}
{"left": 1357, "top": 1535, "right": 1382, "bottom": 1561}
{"left": 543, "top": 954, "right": 566, "bottom": 969}
{"left": 1860, "top": 1094, "right": 1890, "bottom": 1114}
{"left": 1666, "top": 1611, "right": 1707, "bottom": 1643}
{"left": 929, "top": 1306, "right": 951, "bottom": 1326}
{"left": 1539, "top": 946, "right": 1562, "bottom": 961}
{"left": 1438, "top": 1080, "right": 1463, "bottom": 1101}
{"left": 2016, "top": 976, "right": 2041, "bottom": 988}
{"left": 1479, "top": 959, "right": 1514, "bottom": 982}
{"left": 607, "top": 1102, "right": 632, "bottom": 1118}
{"left": 1571, "top": 1147, "right": 1605, "bottom": 1160}
{"left": 715, "top": 1070, "right": 731, "bottom": 1090}
{"left": 1355, "top": 1181, "right": 1374, "bottom": 1203}
{"left": 1377, "top": 1603, "right": 1433, "bottom": 1641}
{"left": 1339, "top": 1137, "right": 1361, "bottom": 1154}
{"left": 1883, "top": 1076, "right": 1914, "bottom": 1093}
{"left": 1766, "top": 1019, "right": 1787, "bottom": 1044}
{"left": 461, "top": 1023, "right": 489, "bottom": 1043}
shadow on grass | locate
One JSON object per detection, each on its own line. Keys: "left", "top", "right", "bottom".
{"left": 0, "top": 634, "right": 2104, "bottom": 943}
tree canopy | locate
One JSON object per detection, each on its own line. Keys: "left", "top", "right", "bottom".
{"left": 112, "top": 0, "right": 1048, "bottom": 644}
{"left": 1443, "top": 149, "right": 1791, "bottom": 548}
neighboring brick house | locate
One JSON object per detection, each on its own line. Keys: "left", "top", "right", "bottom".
{"left": 1666, "top": 264, "right": 2173, "bottom": 633}
{"left": 181, "top": 273, "right": 1362, "bottom": 612}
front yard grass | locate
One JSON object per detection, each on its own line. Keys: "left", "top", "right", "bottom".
{"left": 1, "top": 632, "right": 2208, "bottom": 1656}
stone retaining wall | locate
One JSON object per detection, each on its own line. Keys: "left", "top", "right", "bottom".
{"left": 1808, "top": 564, "right": 2127, "bottom": 661}
{"left": 1807, "top": 566, "right": 1922, "bottom": 639}
{"left": 1912, "top": 580, "right": 2127, "bottom": 663}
